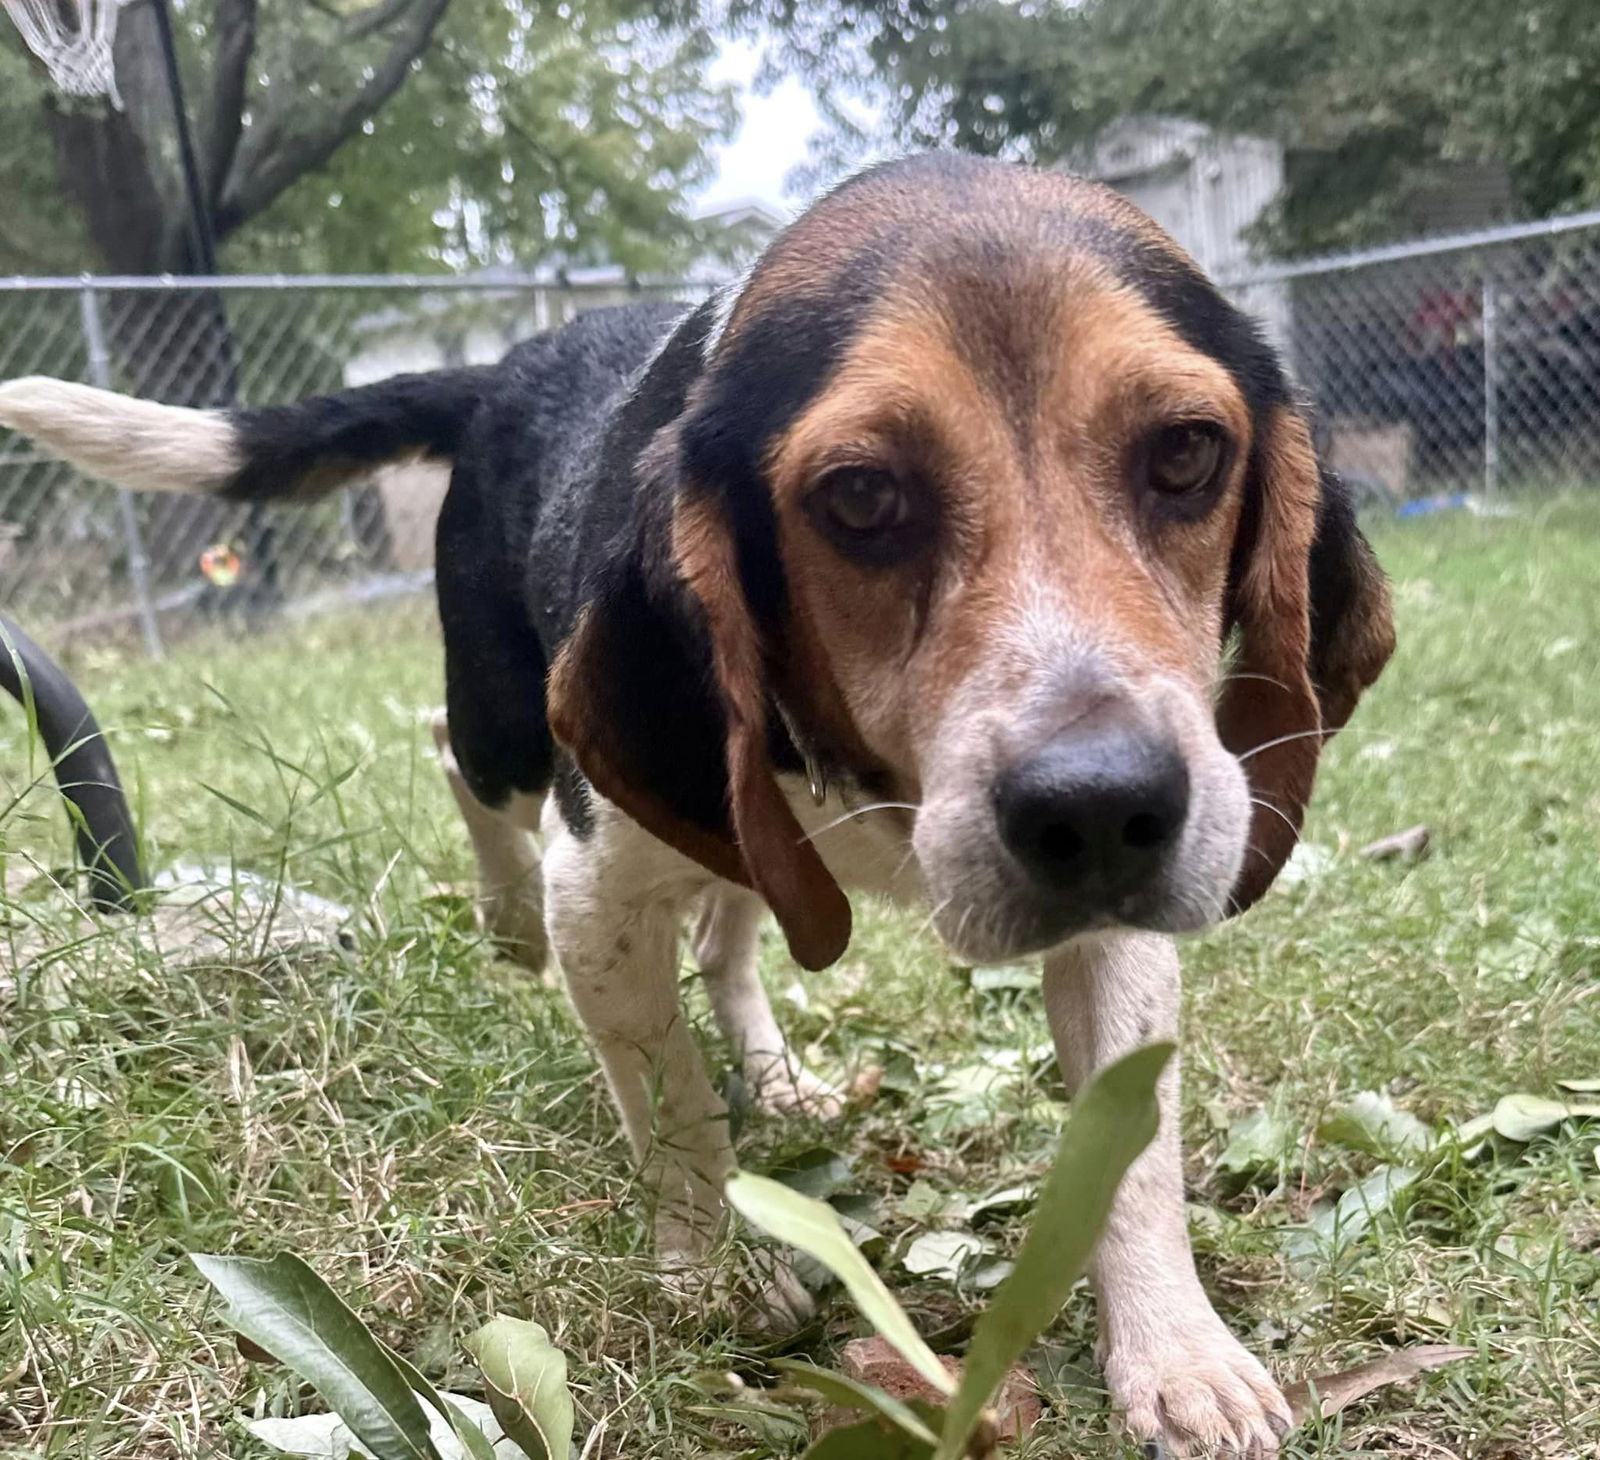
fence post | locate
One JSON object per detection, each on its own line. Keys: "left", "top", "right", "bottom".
{"left": 1482, "top": 275, "right": 1501, "bottom": 497}
{"left": 78, "top": 281, "right": 164, "bottom": 659}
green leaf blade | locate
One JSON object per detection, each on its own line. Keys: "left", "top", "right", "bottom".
{"left": 799, "top": 1414, "right": 935, "bottom": 1459}
{"left": 935, "top": 1043, "right": 1173, "bottom": 1460}
{"left": 726, "top": 1172, "right": 956, "bottom": 1398}
{"left": 190, "top": 1251, "right": 441, "bottom": 1460}
{"left": 775, "top": 1359, "right": 941, "bottom": 1447}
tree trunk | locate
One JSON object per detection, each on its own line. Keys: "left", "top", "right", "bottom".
{"left": 33, "top": 0, "right": 456, "bottom": 627}
{"left": 44, "top": 10, "right": 277, "bottom": 617}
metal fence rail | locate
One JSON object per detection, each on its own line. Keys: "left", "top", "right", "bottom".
{"left": 1226, "top": 210, "right": 1600, "bottom": 504}
{"left": 3, "top": 210, "right": 1599, "bottom": 655}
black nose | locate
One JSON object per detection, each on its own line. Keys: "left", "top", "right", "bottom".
{"left": 993, "top": 730, "right": 1190, "bottom": 900}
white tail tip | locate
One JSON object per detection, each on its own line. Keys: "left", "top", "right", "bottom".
{"left": 0, "top": 376, "right": 240, "bottom": 495}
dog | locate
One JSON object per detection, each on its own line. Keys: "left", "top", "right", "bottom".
{"left": 0, "top": 153, "right": 1394, "bottom": 1455}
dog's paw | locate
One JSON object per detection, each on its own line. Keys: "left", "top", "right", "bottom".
{"left": 744, "top": 1056, "right": 846, "bottom": 1119}
{"left": 1105, "top": 1314, "right": 1290, "bottom": 1457}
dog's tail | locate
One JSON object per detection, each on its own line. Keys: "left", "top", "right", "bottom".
{"left": 0, "top": 366, "right": 495, "bottom": 502}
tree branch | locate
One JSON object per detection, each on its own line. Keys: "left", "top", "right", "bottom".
{"left": 339, "top": 0, "right": 422, "bottom": 44}
{"left": 216, "top": 0, "right": 452, "bottom": 235}
{"left": 202, "top": 0, "right": 258, "bottom": 208}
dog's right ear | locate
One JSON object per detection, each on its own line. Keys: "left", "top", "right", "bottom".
{"left": 1217, "top": 404, "right": 1395, "bottom": 911}
{"left": 545, "top": 299, "right": 750, "bottom": 885}
{"left": 544, "top": 297, "right": 852, "bottom": 971}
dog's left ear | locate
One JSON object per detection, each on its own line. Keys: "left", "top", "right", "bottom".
{"left": 1218, "top": 404, "right": 1395, "bottom": 911}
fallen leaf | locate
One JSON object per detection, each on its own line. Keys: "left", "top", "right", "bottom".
{"left": 1490, "top": 1093, "right": 1600, "bottom": 1143}
{"left": 969, "top": 1183, "right": 1039, "bottom": 1225}
{"left": 243, "top": 1393, "right": 509, "bottom": 1460}
{"left": 835, "top": 1337, "right": 1040, "bottom": 1444}
{"left": 1284, "top": 1345, "right": 1475, "bottom": 1421}
{"left": 464, "top": 1317, "right": 574, "bottom": 1460}
{"left": 902, "top": 1230, "right": 991, "bottom": 1281}
{"left": 1359, "top": 826, "right": 1431, "bottom": 862}
{"left": 768, "top": 1148, "right": 856, "bottom": 1201}
{"left": 1283, "top": 1165, "right": 1419, "bottom": 1264}
{"left": 966, "top": 1257, "right": 1015, "bottom": 1292}
{"left": 1217, "top": 1108, "right": 1300, "bottom": 1179}
{"left": 243, "top": 1413, "right": 357, "bottom": 1459}
{"left": 1025, "top": 1345, "right": 1101, "bottom": 1406}
{"left": 1319, "top": 1091, "right": 1434, "bottom": 1159}
{"left": 899, "top": 1180, "right": 949, "bottom": 1222}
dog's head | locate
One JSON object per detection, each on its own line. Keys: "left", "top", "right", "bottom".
{"left": 550, "top": 154, "right": 1393, "bottom": 970}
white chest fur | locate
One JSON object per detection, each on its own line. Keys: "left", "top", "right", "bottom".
{"left": 779, "top": 777, "right": 926, "bottom": 906}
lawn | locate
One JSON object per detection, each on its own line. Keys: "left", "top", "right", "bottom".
{"left": 3, "top": 499, "right": 1599, "bottom": 1459}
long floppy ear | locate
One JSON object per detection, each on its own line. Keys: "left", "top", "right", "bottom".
{"left": 543, "top": 302, "right": 851, "bottom": 970}
{"left": 545, "top": 479, "right": 851, "bottom": 972}
{"left": 669, "top": 489, "right": 852, "bottom": 971}
{"left": 1218, "top": 405, "right": 1395, "bottom": 911}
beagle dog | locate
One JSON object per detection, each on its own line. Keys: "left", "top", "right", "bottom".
{"left": 0, "top": 153, "right": 1394, "bottom": 1455}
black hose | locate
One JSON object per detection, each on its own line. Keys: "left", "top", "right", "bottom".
{"left": 0, "top": 615, "right": 145, "bottom": 910}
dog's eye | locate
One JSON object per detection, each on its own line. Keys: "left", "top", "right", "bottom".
{"left": 814, "top": 468, "right": 910, "bottom": 534}
{"left": 1147, "top": 423, "right": 1226, "bottom": 496}
{"left": 804, "top": 467, "right": 930, "bottom": 565}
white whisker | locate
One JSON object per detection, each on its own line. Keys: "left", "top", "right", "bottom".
{"left": 1236, "top": 727, "right": 1328, "bottom": 762}
{"left": 1248, "top": 796, "right": 1300, "bottom": 834}
{"left": 799, "top": 800, "right": 921, "bottom": 845}
{"left": 1237, "top": 723, "right": 1401, "bottom": 763}
{"left": 1211, "top": 669, "right": 1292, "bottom": 694}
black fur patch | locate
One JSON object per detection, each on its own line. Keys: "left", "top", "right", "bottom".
{"left": 679, "top": 270, "right": 889, "bottom": 631}
{"left": 228, "top": 367, "right": 495, "bottom": 501}
{"left": 1305, "top": 467, "right": 1372, "bottom": 713}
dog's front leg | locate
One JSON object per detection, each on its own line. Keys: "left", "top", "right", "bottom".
{"left": 543, "top": 814, "right": 729, "bottom": 1263}
{"left": 1043, "top": 932, "right": 1291, "bottom": 1456}
{"left": 693, "top": 887, "right": 844, "bottom": 1118}
{"left": 542, "top": 809, "right": 811, "bottom": 1329}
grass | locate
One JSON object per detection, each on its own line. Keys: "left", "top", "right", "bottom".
{"left": 3, "top": 498, "right": 1600, "bottom": 1459}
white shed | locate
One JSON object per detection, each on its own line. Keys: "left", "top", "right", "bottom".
{"left": 1072, "top": 115, "right": 1291, "bottom": 348}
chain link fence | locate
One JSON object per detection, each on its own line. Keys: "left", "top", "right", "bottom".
{"left": 1224, "top": 208, "right": 1600, "bottom": 507}
{"left": 0, "top": 273, "right": 712, "bottom": 656}
{"left": 4, "top": 209, "right": 1600, "bottom": 656}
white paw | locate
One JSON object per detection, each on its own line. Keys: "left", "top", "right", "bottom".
{"left": 745, "top": 1057, "right": 846, "bottom": 1119}
{"left": 1105, "top": 1313, "right": 1291, "bottom": 1457}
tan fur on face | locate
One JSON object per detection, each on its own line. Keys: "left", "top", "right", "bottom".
{"left": 762, "top": 262, "right": 1253, "bottom": 784}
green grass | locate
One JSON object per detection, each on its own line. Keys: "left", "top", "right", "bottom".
{"left": 4, "top": 500, "right": 1600, "bottom": 1458}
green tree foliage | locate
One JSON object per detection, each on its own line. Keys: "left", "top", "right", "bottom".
{"left": 769, "top": 0, "right": 1600, "bottom": 254}
{"left": 0, "top": 0, "right": 737, "bottom": 276}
